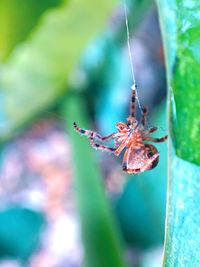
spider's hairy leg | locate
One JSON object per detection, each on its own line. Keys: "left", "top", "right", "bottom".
{"left": 141, "top": 106, "right": 148, "bottom": 126}
{"left": 130, "top": 82, "right": 137, "bottom": 117}
{"left": 143, "top": 135, "right": 168, "bottom": 143}
{"left": 98, "top": 133, "right": 117, "bottom": 142}
{"left": 89, "top": 133, "right": 116, "bottom": 153}
{"left": 114, "top": 135, "right": 142, "bottom": 156}
{"left": 73, "top": 122, "right": 116, "bottom": 141}
{"left": 73, "top": 122, "right": 93, "bottom": 137}
{"left": 89, "top": 133, "right": 129, "bottom": 155}
{"left": 143, "top": 127, "right": 158, "bottom": 135}
{"left": 114, "top": 139, "right": 129, "bottom": 156}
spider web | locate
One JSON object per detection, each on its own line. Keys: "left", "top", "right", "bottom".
{"left": 123, "top": 0, "right": 143, "bottom": 113}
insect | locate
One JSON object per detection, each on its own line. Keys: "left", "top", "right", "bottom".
{"left": 73, "top": 83, "right": 167, "bottom": 174}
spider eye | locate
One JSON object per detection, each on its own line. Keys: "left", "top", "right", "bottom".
{"left": 147, "top": 151, "right": 154, "bottom": 158}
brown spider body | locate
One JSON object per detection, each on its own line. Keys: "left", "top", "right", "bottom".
{"left": 122, "top": 144, "right": 159, "bottom": 174}
{"left": 73, "top": 83, "right": 167, "bottom": 174}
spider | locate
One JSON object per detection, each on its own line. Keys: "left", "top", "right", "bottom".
{"left": 73, "top": 83, "right": 167, "bottom": 174}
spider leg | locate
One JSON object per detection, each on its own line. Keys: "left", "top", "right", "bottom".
{"left": 73, "top": 122, "right": 93, "bottom": 137}
{"left": 122, "top": 148, "right": 159, "bottom": 174}
{"left": 73, "top": 122, "right": 116, "bottom": 141}
{"left": 89, "top": 136, "right": 115, "bottom": 153}
{"left": 141, "top": 106, "right": 148, "bottom": 126}
{"left": 89, "top": 132, "right": 128, "bottom": 156}
{"left": 74, "top": 122, "right": 124, "bottom": 154}
{"left": 143, "top": 127, "right": 158, "bottom": 135}
{"left": 97, "top": 133, "right": 117, "bottom": 142}
{"left": 143, "top": 135, "right": 168, "bottom": 143}
{"left": 74, "top": 122, "right": 128, "bottom": 155}
{"left": 114, "top": 142, "right": 127, "bottom": 156}
{"left": 114, "top": 134, "right": 134, "bottom": 156}
{"left": 130, "top": 82, "right": 137, "bottom": 117}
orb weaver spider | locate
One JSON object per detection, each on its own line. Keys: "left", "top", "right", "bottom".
{"left": 73, "top": 83, "right": 167, "bottom": 174}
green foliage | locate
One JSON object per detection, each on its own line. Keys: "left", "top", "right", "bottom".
{"left": 157, "top": 0, "right": 200, "bottom": 266}
{"left": 0, "top": 0, "right": 174, "bottom": 265}
{"left": 0, "top": 0, "right": 64, "bottom": 62}
{"left": 0, "top": 0, "right": 116, "bottom": 140}
{"left": 157, "top": 0, "right": 200, "bottom": 165}
{"left": 0, "top": 207, "right": 45, "bottom": 260}
{"left": 163, "top": 154, "right": 200, "bottom": 266}
{"left": 172, "top": 2, "right": 200, "bottom": 165}
{"left": 63, "top": 93, "right": 127, "bottom": 267}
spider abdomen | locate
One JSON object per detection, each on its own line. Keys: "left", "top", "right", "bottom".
{"left": 122, "top": 144, "right": 159, "bottom": 173}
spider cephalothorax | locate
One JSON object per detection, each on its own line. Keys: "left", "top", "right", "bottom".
{"left": 73, "top": 83, "right": 167, "bottom": 174}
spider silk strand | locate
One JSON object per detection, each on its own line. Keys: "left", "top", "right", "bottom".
{"left": 123, "top": 0, "right": 142, "bottom": 112}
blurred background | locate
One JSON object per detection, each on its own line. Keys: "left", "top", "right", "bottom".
{"left": 0, "top": 0, "right": 167, "bottom": 266}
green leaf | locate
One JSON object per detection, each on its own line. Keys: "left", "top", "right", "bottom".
{"left": 157, "top": 0, "right": 200, "bottom": 165}
{"left": 62, "top": 93, "right": 127, "bottom": 267}
{"left": 163, "top": 154, "right": 200, "bottom": 266}
{"left": 156, "top": 1, "right": 200, "bottom": 266}
{"left": 0, "top": 0, "right": 63, "bottom": 62}
{"left": 0, "top": 0, "right": 116, "bottom": 140}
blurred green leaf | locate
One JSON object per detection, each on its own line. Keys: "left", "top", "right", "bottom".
{"left": 77, "top": 0, "right": 153, "bottom": 126}
{"left": 0, "top": 0, "right": 63, "bottom": 62}
{"left": 157, "top": 0, "right": 200, "bottom": 266}
{"left": 0, "top": 0, "right": 116, "bottom": 140}
{"left": 63, "top": 93, "right": 127, "bottom": 267}
{"left": 115, "top": 0, "right": 153, "bottom": 44}
{"left": 0, "top": 206, "right": 45, "bottom": 260}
